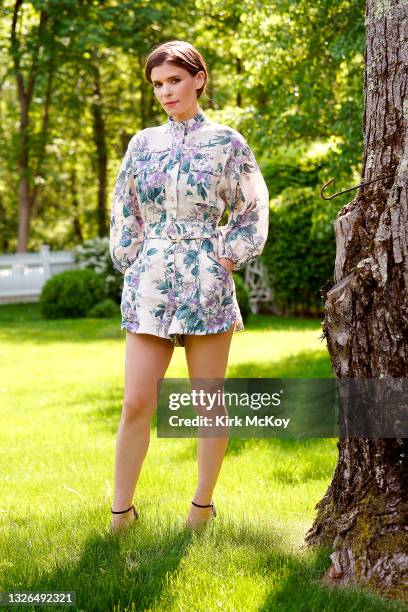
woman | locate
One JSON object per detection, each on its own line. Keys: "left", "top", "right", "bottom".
{"left": 109, "top": 40, "right": 269, "bottom": 533}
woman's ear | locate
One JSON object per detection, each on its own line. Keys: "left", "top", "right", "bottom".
{"left": 196, "top": 70, "right": 206, "bottom": 88}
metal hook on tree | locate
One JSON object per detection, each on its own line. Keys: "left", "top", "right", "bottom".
{"left": 320, "top": 173, "right": 394, "bottom": 200}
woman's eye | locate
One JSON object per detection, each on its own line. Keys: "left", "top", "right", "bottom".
{"left": 153, "top": 79, "right": 180, "bottom": 88}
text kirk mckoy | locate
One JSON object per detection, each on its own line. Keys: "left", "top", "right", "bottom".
{"left": 168, "top": 415, "right": 291, "bottom": 428}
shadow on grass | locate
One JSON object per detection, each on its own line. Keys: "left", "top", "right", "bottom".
{"left": 0, "top": 304, "right": 323, "bottom": 345}
{"left": 0, "top": 304, "right": 322, "bottom": 328}
{"left": 1, "top": 512, "right": 402, "bottom": 612}
{"left": 3, "top": 520, "right": 194, "bottom": 611}
{"left": 257, "top": 548, "right": 405, "bottom": 612}
{"left": 167, "top": 433, "right": 338, "bottom": 479}
{"left": 0, "top": 318, "right": 123, "bottom": 345}
{"left": 228, "top": 349, "right": 333, "bottom": 378}
{"left": 0, "top": 302, "right": 123, "bottom": 344}
{"left": 245, "top": 312, "right": 324, "bottom": 332}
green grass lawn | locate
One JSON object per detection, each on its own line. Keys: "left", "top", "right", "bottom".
{"left": 0, "top": 305, "right": 403, "bottom": 611}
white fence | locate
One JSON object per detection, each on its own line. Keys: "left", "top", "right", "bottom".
{"left": 0, "top": 244, "right": 78, "bottom": 304}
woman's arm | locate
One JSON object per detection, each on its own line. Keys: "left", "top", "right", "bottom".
{"left": 109, "top": 135, "right": 145, "bottom": 274}
{"left": 217, "top": 132, "right": 269, "bottom": 271}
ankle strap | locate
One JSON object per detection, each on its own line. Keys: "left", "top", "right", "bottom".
{"left": 111, "top": 504, "right": 135, "bottom": 514}
{"left": 191, "top": 500, "right": 213, "bottom": 508}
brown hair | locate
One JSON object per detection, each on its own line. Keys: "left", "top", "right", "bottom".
{"left": 144, "top": 40, "right": 208, "bottom": 99}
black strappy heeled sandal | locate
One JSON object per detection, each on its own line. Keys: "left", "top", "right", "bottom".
{"left": 111, "top": 504, "right": 138, "bottom": 518}
{"left": 110, "top": 504, "right": 138, "bottom": 532}
{"left": 191, "top": 500, "right": 217, "bottom": 518}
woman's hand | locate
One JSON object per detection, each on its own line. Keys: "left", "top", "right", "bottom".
{"left": 218, "top": 257, "right": 234, "bottom": 273}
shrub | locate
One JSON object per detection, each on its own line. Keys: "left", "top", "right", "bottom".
{"left": 73, "top": 237, "right": 122, "bottom": 304}
{"left": 39, "top": 269, "right": 106, "bottom": 319}
{"left": 260, "top": 186, "right": 336, "bottom": 316}
{"left": 233, "top": 273, "right": 251, "bottom": 323}
{"left": 87, "top": 298, "right": 117, "bottom": 318}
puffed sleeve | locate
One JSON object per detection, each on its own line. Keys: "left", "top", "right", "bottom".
{"left": 216, "top": 131, "right": 269, "bottom": 271}
{"left": 109, "top": 134, "right": 145, "bottom": 274}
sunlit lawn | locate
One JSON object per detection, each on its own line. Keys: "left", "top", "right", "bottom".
{"left": 0, "top": 304, "right": 401, "bottom": 611}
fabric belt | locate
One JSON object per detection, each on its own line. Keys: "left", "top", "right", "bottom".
{"left": 143, "top": 220, "right": 217, "bottom": 242}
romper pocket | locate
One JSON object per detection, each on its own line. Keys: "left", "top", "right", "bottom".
{"left": 213, "top": 256, "right": 233, "bottom": 275}
{"left": 123, "top": 240, "right": 145, "bottom": 275}
{"left": 199, "top": 243, "right": 235, "bottom": 321}
{"left": 121, "top": 246, "right": 144, "bottom": 320}
{"left": 202, "top": 244, "right": 233, "bottom": 290}
{"left": 213, "top": 256, "right": 234, "bottom": 290}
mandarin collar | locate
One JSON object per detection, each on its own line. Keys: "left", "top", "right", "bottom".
{"left": 167, "top": 108, "right": 207, "bottom": 135}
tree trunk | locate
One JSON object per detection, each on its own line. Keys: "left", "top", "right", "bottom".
{"left": 11, "top": 1, "right": 51, "bottom": 252}
{"left": 91, "top": 63, "right": 108, "bottom": 238}
{"left": 17, "top": 96, "right": 30, "bottom": 253}
{"left": 70, "top": 164, "right": 83, "bottom": 243}
{"left": 30, "top": 50, "right": 55, "bottom": 219}
{"left": 305, "top": 0, "right": 408, "bottom": 603}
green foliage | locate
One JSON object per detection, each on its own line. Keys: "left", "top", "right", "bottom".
{"left": 233, "top": 272, "right": 251, "bottom": 323}
{"left": 39, "top": 269, "right": 106, "bottom": 319}
{"left": 73, "top": 237, "right": 122, "bottom": 304}
{"left": 261, "top": 187, "right": 336, "bottom": 316}
{"left": 1, "top": 0, "right": 367, "bottom": 317}
{"left": 87, "top": 298, "right": 117, "bottom": 318}
{"left": 261, "top": 141, "right": 329, "bottom": 199}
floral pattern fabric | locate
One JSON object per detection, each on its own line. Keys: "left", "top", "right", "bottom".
{"left": 109, "top": 107, "right": 269, "bottom": 347}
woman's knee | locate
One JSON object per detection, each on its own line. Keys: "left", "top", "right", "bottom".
{"left": 121, "top": 392, "right": 155, "bottom": 424}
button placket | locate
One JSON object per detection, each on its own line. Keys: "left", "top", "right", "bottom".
{"left": 167, "top": 126, "right": 184, "bottom": 218}
{"left": 164, "top": 116, "right": 204, "bottom": 337}
{"left": 166, "top": 125, "right": 185, "bottom": 324}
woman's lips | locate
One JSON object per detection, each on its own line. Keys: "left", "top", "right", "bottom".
{"left": 165, "top": 101, "right": 178, "bottom": 106}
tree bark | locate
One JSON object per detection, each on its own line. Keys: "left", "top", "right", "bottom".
{"left": 30, "top": 50, "right": 55, "bottom": 219}
{"left": 70, "top": 163, "right": 83, "bottom": 244}
{"left": 305, "top": 0, "right": 408, "bottom": 603}
{"left": 91, "top": 62, "right": 108, "bottom": 238}
{"left": 11, "top": 1, "right": 54, "bottom": 251}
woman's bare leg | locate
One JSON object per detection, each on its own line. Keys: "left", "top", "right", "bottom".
{"left": 110, "top": 331, "right": 174, "bottom": 531}
{"left": 183, "top": 323, "right": 235, "bottom": 528}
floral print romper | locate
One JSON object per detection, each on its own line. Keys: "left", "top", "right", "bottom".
{"left": 109, "top": 108, "right": 269, "bottom": 347}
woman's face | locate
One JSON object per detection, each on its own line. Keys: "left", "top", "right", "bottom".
{"left": 151, "top": 62, "right": 205, "bottom": 121}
